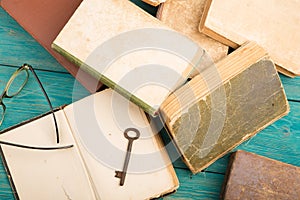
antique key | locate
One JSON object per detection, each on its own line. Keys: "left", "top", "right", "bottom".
{"left": 115, "top": 128, "right": 140, "bottom": 186}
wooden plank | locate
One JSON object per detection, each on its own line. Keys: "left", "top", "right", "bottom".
{"left": 164, "top": 169, "right": 224, "bottom": 199}
{"left": 280, "top": 75, "right": 300, "bottom": 101}
{"left": 0, "top": 7, "right": 67, "bottom": 73}
{"left": 200, "top": 0, "right": 300, "bottom": 76}
{"left": 157, "top": 0, "right": 228, "bottom": 63}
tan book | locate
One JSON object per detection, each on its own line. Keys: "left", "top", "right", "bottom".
{"left": 160, "top": 42, "right": 289, "bottom": 173}
{"left": 53, "top": 0, "right": 207, "bottom": 116}
{"left": 0, "top": 89, "right": 178, "bottom": 199}
{"left": 156, "top": 0, "right": 228, "bottom": 64}
{"left": 222, "top": 150, "right": 300, "bottom": 199}
{"left": 199, "top": 0, "right": 300, "bottom": 77}
{"left": 142, "top": 0, "right": 165, "bottom": 6}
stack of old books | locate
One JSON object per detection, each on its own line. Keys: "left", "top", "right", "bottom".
{"left": 1, "top": 0, "right": 299, "bottom": 199}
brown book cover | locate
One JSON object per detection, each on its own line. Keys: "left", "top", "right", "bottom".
{"left": 0, "top": 0, "right": 102, "bottom": 92}
{"left": 222, "top": 150, "right": 300, "bottom": 199}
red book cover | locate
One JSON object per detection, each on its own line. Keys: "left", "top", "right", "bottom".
{"left": 1, "top": 0, "right": 102, "bottom": 92}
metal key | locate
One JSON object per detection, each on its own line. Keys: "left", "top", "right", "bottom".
{"left": 115, "top": 128, "right": 140, "bottom": 186}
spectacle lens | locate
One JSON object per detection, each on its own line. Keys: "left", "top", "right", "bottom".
{"left": 6, "top": 68, "right": 29, "bottom": 97}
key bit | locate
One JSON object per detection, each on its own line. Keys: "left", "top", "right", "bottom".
{"left": 115, "top": 128, "right": 140, "bottom": 186}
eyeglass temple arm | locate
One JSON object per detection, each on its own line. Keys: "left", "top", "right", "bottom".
{"left": 25, "top": 64, "right": 60, "bottom": 144}
{"left": 0, "top": 140, "right": 73, "bottom": 150}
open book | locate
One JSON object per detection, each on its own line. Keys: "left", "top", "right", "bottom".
{"left": 52, "top": 0, "right": 206, "bottom": 116}
{"left": 0, "top": 89, "right": 178, "bottom": 199}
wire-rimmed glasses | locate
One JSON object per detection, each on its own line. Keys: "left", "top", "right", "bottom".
{"left": 0, "top": 64, "right": 72, "bottom": 150}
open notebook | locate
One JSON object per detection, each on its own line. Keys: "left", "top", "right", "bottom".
{"left": 0, "top": 89, "right": 178, "bottom": 200}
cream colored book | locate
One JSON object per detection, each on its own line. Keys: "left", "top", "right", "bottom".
{"left": 199, "top": 0, "right": 300, "bottom": 77}
{"left": 0, "top": 89, "right": 178, "bottom": 199}
{"left": 156, "top": 0, "right": 228, "bottom": 63}
{"left": 53, "top": 0, "right": 205, "bottom": 116}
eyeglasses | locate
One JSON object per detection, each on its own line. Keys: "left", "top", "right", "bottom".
{"left": 0, "top": 64, "right": 73, "bottom": 150}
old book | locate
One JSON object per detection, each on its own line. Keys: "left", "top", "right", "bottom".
{"left": 160, "top": 42, "right": 289, "bottom": 173}
{"left": 156, "top": 0, "right": 228, "bottom": 63}
{"left": 0, "top": 0, "right": 102, "bottom": 92}
{"left": 53, "top": 0, "right": 207, "bottom": 117}
{"left": 199, "top": 0, "right": 300, "bottom": 77}
{"left": 142, "top": 0, "right": 165, "bottom": 6}
{"left": 222, "top": 150, "right": 300, "bottom": 199}
{"left": 0, "top": 89, "right": 178, "bottom": 199}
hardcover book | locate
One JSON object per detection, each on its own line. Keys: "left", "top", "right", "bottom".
{"left": 53, "top": 0, "right": 206, "bottom": 117}
{"left": 199, "top": 0, "right": 300, "bottom": 77}
{"left": 222, "top": 150, "right": 300, "bottom": 199}
{"left": 160, "top": 42, "right": 289, "bottom": 173}
{"left": 156, "top": 0, "right": 228, "bottom": 63}
{"left": 0, "top": 89, "right": 178, "bottom": 199}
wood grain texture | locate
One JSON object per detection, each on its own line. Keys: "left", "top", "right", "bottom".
{"left": 200, "top": 0, "right": 300, "bottom": 76}
{"left": 0, "top": 8, "right": 67, "bottom": 73}
{"left": 280, "top": 75, "right": 300, "bottom": 101}
{"left": 164, "top": 168, "right": 224, "bottom": 199}
{"left": 157, "top": 0, "right": 228, "bottom": 64}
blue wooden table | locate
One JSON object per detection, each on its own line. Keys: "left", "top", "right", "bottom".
{"left": 0, "top": 2, "right": 299, "bottom": 199}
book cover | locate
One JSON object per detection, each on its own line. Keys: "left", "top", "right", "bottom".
{"left": 53, "top": 0, "right": 205, "bottom": 116}
{"left": 160, "top": 42, "right": 289, "bottom": 173}
{"left": 156, "top": 0, "right": 228, "bottom": 64}
{"left": 221, "top": 150, "right": 300, "bottom": 199}
{"left": 199, "top": 0, "right": 300, "bottom": 77}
